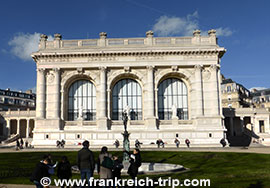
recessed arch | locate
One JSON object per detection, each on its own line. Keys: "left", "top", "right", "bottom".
{"left": 158, "top": 77, "right": 189, "bottom": 120}
{"left": 67, "top": 79, "right": 96, "bottom": 121}
{"left": 111, "top": 78, "right": 142, "bottom": 120}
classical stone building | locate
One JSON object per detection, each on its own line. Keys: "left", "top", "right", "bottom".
{"left": 29, "top": 30, "right": 226, "bottom": 147}
{"left": 221, "top": 78, "right": 251, "bottom": 108}
{"left": 0, "top": 89, "right": 36, "bottom": 141}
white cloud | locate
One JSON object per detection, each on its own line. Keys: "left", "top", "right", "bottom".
{"left": 153, "top": 11, "right": 199, "bottom": 37}
{"left": 215, "top": 27, "right": 233, "bottom": 37}
{"left": 8, "top": 32, "right": 53, "bottom": 61}
{"left": 152, "top": 11, "right": 233, "bottom": 37}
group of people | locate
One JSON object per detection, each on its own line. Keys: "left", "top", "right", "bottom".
{"left": 31, "top": 140, "right": 142, "bottom": 188}
{"left": 16, "top": 138, "right": 30, "bottom": 150}
{"left": 56, "top": 139, "right": 66, "bottom": 148}
{"left": 156, "top": 138, "right": 191, "bottom": 148}
{"left": 113, "top": 139, "right": 143, "bottom": 149}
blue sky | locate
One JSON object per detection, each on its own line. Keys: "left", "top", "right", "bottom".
{"left": 0, "top": 0, "right": 269, "bottom": 92}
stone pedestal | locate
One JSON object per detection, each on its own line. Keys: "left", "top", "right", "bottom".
{"left": 97, "top": 118, "right": 109, "bottom": 130}
{"left": 122, "top": 130, "right": 130, "bottom": 162}
{"left": 146, "top": 117, "right": 157, "bottom": 130}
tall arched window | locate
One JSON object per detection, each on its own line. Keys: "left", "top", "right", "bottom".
{"left": 158, "top": 78, "right": 188, "bottom": 120}
{"left": 68, "top": 80, "right": 96, "bottom": 121}
{"left": 112, "top": 79, "right": 142, "bottom": 120}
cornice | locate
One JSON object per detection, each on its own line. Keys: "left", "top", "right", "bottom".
{"left": 31, "top": 48, "right": 226, "bottom": 62}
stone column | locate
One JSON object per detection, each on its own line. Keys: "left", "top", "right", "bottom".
{"left": 210, "top": 65, "right": 220, "bottom": 115}
{"left": 53, "top": 68, "right": 61, "bottom": 119}
{"left": 194, "top": 65, "right": 204, "bottom": 116}
{"left": 17, "top": 119, "right": 20, "bottom": 135}
{"left": 147, "top": 66, "right": 155, "bottom": 118}
{"left": 60, "top": 89, "right": 64, "bottom": 120}
{"left": 6, "top": 119, "right": 10, "bottom": 137}
{"left": 26, "top": 119, "right": 30, "bottom": 138}
{"left": 98, "top": 67, "right": 108, "bottom": 129}
{"left": 99, "top": 67, "right": 107, "bottom": 118}
{"left": 36, "top": 68, "right": 46, "bottom": 119}
{"left": 146, "top": 66, "right": 157, "bottom": 129}
{"left": 230, "top": 117, "right": 234, "bottom": 136}
{"left": 107, "top": 89, "right": 111, "bottom": 120}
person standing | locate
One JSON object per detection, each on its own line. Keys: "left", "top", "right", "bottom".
{"left": 174, "top": 138, "right": 180, "bottom": 148}
{"left": 30, "top": 156, "right": 50, "bottom": 188}
{"left": 127, "top": 149, "right": 142, "bottom": 180}
{"left": 57, "top": 156, "right": 72, "bottom": 188}
{"left": 16, "top": 139, "right": 20, "bottom": 150}
{"left": 20, "top": 138, "right": 24, "bottom": 149}
{"left": 77, "top": 140, "right": 95, "bottom": 188}
{"left": 97, "top": 146, "right": 113, "bottom": 180}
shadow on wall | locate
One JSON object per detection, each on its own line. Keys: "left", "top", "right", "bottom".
{"left": 223, "top": 108, "right": 260, "bottom": 147}
{"left": 226, "top": 127, "right": 258, "bottom": 147}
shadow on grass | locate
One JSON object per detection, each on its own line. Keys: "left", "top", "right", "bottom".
{"left": 248, "top": 180, "right": 264, "bottom": 188}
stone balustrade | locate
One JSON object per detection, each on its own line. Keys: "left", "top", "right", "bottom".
{"left": 39, "top": 30, "right": 217, "bottom": 50}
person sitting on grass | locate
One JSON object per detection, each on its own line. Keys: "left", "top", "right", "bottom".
{"left": 57, "top": 156, "right": 72, "bottom": 188}
{"left": 30, "top": 156, "right": 50, "bottom": 188}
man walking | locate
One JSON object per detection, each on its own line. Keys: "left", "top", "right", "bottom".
{"left": 77, "top": 140, "right": 95, "bottom": 187}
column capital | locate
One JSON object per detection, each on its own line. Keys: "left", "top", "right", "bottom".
{"left": 210, "top": 64, "right": 219, "bottom": 71}
{"left": 37, "top": 68, "right": 46, "bottom": 73}
{"left": 53, "top": 67, "right": 61, "bottom": 73}
{"left": 194, "top": 64, "right": 203, "bottom": 71}
{"left": 147, "top": 65, "right": 155, "bottom": 71}
{"left": 99, "top": 66, "right": 107, "bottom": 71}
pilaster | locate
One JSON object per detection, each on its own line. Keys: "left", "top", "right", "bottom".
{"left": 98, "top": 66, "right": 108, "bottom": 130}
{"left": 36, "top": 68, "right": 46, "bottom": 119}
{"left": 194, "top": 65, "right": 204, "bottom": 116}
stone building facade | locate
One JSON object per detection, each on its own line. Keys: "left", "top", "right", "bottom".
{"left": 221, "top": 78, "right": 251, "bottom": 108}
{"left": 30, "top": 30, "right": 226, "bottom": 147}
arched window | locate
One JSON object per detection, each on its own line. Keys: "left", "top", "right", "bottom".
{"left": 112, "top": 79, "right": 142, "bottom": 120}
{"left": 68, "top": 80, "right": 96, "bottom": 121}
{"left": 158, "top": 78, "right": 188, "bottom": 120}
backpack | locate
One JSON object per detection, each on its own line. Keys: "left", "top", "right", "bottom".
{"left": 101, "top": 156, "right": 114, "bottom": 169}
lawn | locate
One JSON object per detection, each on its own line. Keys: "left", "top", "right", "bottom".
{"left": 0, "top": 151, "right": 269, "bottom": 188}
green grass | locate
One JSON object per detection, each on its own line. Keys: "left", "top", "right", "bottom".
{"left": 0, "top": 151, "right": 269, "bottom": 187}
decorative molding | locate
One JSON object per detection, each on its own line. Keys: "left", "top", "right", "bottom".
{"left": 47, "top": 73, "right": 55, "bottom": 83}
{"left": 194, "top": 64, "right": 203, "bottom": 71}
{"left": 76, "top": 68, "right": 84, "bottom": 74}
{"left": 37, "top": 68, "right": 46, "bottom": 73}
{"left": 124, "top": 66, "right": 130, "bottom": 72}
{"left": 171, "top": 65, "right": 178, "bottom": 72}
{"left": 210, "top": 64, "right": 219, "bottom": 71}
{"left": 32, "top": 49, "right": 225, "bottom": 62}
{"left": 203, "top": 69, "right": 211, "bottom": 80}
